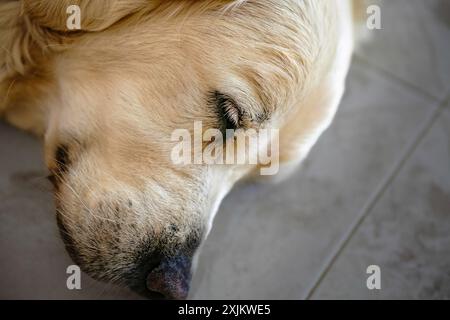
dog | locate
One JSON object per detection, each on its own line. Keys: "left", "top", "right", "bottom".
{"left": 0, "top": 0, "right": 359, "bottom": 299}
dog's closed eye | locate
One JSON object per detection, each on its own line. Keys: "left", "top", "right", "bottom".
{"left": 212, "top": 91, "right": 243, "bottom": 131}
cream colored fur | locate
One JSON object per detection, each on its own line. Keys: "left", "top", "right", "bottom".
{"left": 0, "top": 0, "right": 362, "bottom": 295}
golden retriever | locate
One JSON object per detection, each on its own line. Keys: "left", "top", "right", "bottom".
{"left": 0, "top": 0, "right": 359, "bottom": 299}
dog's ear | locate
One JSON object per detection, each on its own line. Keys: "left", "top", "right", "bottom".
{"left": 21, "top": 0, "right": 158, "bottom": 32}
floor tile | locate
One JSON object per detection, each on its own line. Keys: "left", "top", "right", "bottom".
{"left": 312, "top": 105, "right": 450, "bottom": 299}
{"left": 358, "top": 0, "right": 450, "bottom": 100}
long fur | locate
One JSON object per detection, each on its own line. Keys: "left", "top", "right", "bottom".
{"left": 0, "top": 0, "right": 362, "bottom": 296}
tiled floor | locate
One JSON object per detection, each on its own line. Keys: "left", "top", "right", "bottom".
{"left": 312, "top": 106, "right": 450, "bottom": 299}
{"left": 0, "top": 0, "right": 449, "bottom": 299}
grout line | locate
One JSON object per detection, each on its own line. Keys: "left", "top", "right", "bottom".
{"left": 353, "top": 54, "right": 443, "bottom": 103}
{"left": 302, "top": 95, "right": 450, "bottom": 300}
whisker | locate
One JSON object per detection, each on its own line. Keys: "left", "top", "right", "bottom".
{"left": 53, "top": 169, "right": 115, "bottom": 223}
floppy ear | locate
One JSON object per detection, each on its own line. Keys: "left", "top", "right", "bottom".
{"left": 21, "top": 0, "right": 158, "bottom": 32}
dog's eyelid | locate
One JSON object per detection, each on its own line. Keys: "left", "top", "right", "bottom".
{"left": 212, "top": 91, "right": 243, "bottom": 130}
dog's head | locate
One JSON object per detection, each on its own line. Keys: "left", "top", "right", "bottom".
{"left": 18, "top": 0, "right": 344, "bottom": 299}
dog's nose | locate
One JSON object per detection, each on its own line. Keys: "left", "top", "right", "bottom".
{"left": 145, "top": 254, "right": 192, "bottom": 300}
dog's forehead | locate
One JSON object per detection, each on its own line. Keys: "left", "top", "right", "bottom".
{"left": 56, "top": 1, "right": 320, "bottom": 102}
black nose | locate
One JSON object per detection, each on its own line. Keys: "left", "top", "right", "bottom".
{"left": 126, "top": 250, "right": 192, "bottom": 300}
{"left": 139, "top": 254, "right": 192, "bottom": 300}
{"left": 129, "top": 253, "right": 192, "bottom": 300}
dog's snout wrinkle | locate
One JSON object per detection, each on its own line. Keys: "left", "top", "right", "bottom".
{"left": 48, "top": 144, "right": 71, "bottom": 190}
{"left": 55, "top": 144, "right": 70, "bottom": 173}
